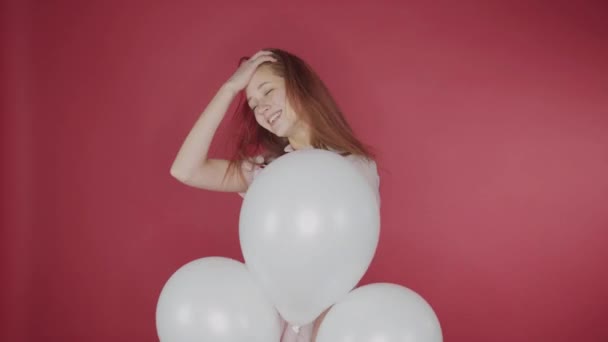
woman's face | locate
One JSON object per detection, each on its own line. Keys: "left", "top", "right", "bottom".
{"left": 245, "top": 65, "right": 301, "bottom": 138}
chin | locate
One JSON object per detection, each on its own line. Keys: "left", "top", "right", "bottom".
{"left": 270, "top": 126, "right": 287, "bottom": 138}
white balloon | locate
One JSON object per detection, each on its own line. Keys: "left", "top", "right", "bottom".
{"left": 316, "top": 283, "right": 443, "bottom": 342}
{"left": 156, "top": 257, "right": 283, "bottom": 342}
{"left": 239, "top": 149, "right": 380, "bottom": 326}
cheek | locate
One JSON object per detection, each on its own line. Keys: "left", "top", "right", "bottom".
{"left": 254, "top": 114, "right": 267, "bottom": 127}
{"left": 272, "top": 91, "right": 286, "bottom": 106}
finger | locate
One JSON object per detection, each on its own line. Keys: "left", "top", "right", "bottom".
{"left": 249, "top": 50, "right": 275, "bottom": 63}
{"left": 250, "top": 49, "right": 274, "bottom": 59}
{"left": 251, "top": 55, "right": 277, "bottom": 68}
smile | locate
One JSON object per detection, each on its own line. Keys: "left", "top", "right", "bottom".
{"left": 269, "top": 110, "right": 282, "bottom": 126}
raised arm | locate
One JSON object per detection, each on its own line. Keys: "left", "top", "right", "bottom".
{"left": 169, "top": 50, "right": 276, "bottom": 192}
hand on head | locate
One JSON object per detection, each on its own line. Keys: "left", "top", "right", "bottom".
{"left": 225, "top": 50, "right": 277, "bottom": 94}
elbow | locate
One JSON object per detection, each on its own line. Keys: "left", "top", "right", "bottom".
{"left": 170, "top": 166, "right": 190, "bottom": 183}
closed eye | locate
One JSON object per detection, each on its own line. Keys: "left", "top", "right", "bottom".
{"left": 250, "top": 89, "right": 273, "bottom": 111}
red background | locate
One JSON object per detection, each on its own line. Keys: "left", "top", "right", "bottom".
{"left": 2, "top": 1, "right": 607, "bottom": 341}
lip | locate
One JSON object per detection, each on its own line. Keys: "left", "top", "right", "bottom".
{"left": 268, "top": 110, "right": 282, "bottom": 127}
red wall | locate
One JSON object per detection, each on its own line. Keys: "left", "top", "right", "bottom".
{"left": 2, "top": 0, "right": 607, "bottom": 341}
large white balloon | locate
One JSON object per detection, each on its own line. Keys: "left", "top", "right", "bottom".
{"left": 239, "top": 149, "right": 380, "bottom": 326}
{"left": 316, "top": 283, "right": 443, "bottom": 342}
{"left": 156, "top": 257, "right": 283, "bottom": 342}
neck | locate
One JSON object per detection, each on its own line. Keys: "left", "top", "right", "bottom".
{"left": 287, "top": 125, "right": 312, "bottom": 150}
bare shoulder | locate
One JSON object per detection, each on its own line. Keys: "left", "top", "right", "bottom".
{"left": 237, "top": 155, "right": 266, "bottom": 198}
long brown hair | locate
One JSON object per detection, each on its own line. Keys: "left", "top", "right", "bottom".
{"left": 226, "top": 48, "right": 375, "bottom": 182}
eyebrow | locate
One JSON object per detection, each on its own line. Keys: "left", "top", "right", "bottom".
{"left": 246, "top": 81, "right": 270, "bottom": 103}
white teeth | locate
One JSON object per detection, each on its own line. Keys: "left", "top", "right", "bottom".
{"left": 269, "top": 111, "right": 281, "bottom": 125}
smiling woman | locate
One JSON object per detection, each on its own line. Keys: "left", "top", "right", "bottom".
{"left": 170, "top": 47, "right": 378, "bottom": 199}
{"left": 227, "top": 48, "right": 378, "bottom": 188}
{"left": 169, "top": 48, "right": 380, "bottom": 342}
{"left": 246, "top": 70, "right": 299, "bottom": 139}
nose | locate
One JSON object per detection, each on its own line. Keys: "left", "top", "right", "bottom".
{"left": 256, "top": 103, "right": 271, "bottom": 116}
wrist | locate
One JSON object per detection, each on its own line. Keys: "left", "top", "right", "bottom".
{"left": 220, "top": 83, "right": 240, "bottom": 97}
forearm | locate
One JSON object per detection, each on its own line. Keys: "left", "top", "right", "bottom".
{"left": 170, "top": 84, "right": 238, "bottom": 180}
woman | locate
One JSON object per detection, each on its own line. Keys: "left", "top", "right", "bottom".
{"left": 170, "top": 48, "right": 380, "bottom": 341}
